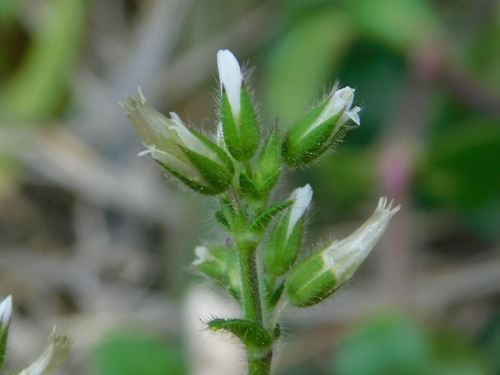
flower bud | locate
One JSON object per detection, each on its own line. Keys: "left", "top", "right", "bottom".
{"left": 265, "top": 185, "right": 313, "bottom": 277}
{"left": 217, "top": 50, "right": 260, "bottom": 161}
{"left": 193, "top": 245, "right": 242, "bottom": 301}
{"left": 0, "top": 296, "right": 12, "bottom": 330}
{"left": 282, "top": 86, "right": 361, "bottom": 166}
{"left": 285, "top": 197, "right": 399, "bottom": 307}
{"left": 122, "top": 90, "right": 234, "bottom": 195}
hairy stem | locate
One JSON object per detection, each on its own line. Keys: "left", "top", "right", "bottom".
{"left": 248, "top": 350, "right": 273, "bottom": 375}
{"left": 238, "top": 241, "right": 263, "bottom": 324}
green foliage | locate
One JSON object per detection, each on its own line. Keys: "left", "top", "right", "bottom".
{"left": 92, "top": 331, "right": 187, "bottom": 375}
{"left": 419, "top": 118, "right": 500, "bottom": 212}
{"left": 334, "top": 314, "right": 491, "bottom": 375}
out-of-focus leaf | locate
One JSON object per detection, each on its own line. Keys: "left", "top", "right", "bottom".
{"left": 334, "top": 314, "right": 430, "bottom": 375}
{"left": 419, "top": 118, "right": 500, "bottom": 211}
{"left": 347, "top": 0, "right": 442, "bottom": 52}
{"left": 92, "top": 331, "right": 187, "bottom": 375}
{"left": 334, "top": 314, "right": 491, "bottom": 375}
{"left": 477, "top": 313, "right": 500, "bottom": 374}
{"left": 0, "top": 0, "right": 19, "bottom": 22}
{"left": 430, "top": 329, "right": 490, "bottom": 375}
{"left": 0, "top": 0, "right": 86, "bottom": 123}
{"left": 264, "top": 9, "right": 355, "bottom": 125}
{"left": 466, "top": 2, "right": 500, "bottom": 86}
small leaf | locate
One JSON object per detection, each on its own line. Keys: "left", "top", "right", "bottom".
{"left": 250, "top": 200, "right": 293, "bottom": 232}
{"left": 207, "top": 318, "right": 273, "bottom": 350}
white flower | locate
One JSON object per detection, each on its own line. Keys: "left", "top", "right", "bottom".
{"left": 0, "top": 295, "right": 12, "bottom": 328}
{"left": 322, "top": 197, "right": 400, "bottom": 282}
{"left": 217, "top": 49, "right": 243, "bottom": 119}
{"left": 18, "top": 327, "right": 71, "bottom": 375}
{"left": 287, "top": 185, "right": 313, "bottom": 239}
{"left": 286, "top": 197, "right": 400, "bottom": 307}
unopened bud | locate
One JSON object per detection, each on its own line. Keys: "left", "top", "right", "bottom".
{"left": 217, "top": 50, "right": 260, "bottom": 161}
{"left": 282, "top": 86, "right": 361, "bottom": 166}
{"left": 193, "top": 245, "right": 241, "bottom": 301}
{"left": 265, "top": 185, "right": 313, "bottom": 277}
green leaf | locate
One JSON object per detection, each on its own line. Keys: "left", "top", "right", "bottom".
{"left": 334, "top": 314, "right": 431, "bottom": 375}
{"left": 347, "top": 0, "right": 442, "bottom": 52}
{"left": 250, "top": 200, "right": 293, "bottom": 232}
{"left": 207, "top": 318, "right": 273, "bottom": 350}
{"left": 419, "top": 118, "right": 500, "bottom": 211}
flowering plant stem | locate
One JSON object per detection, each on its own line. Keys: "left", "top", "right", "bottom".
{"left": 124, "top": 49, "right": 399, "bottom": 375}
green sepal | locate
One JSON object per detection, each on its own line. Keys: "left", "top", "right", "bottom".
{"left": 207, "top": 318, "right": 273, "bottom": 350}
{"left": 239, "top": 172, "right": 261, "bottom": 200}
{"left": 264, "top": 217, "right": 305, "bottom": 277}
{"left": 249, "top": 200, "right": 293, "bottom": 233}
{"left": 282, "top": 102, "right": 344, "bottom": 166}
{"left": 255, "top": 127, "right": 281, "bottom": 195}
{"left": 220, "top": 92, "right": 241, "bottom": 160}
{"left": 156, "top": 160, "right": 222, "bottom": 195}
{"left": 220, "top": 85, "right": 260, "bottom": 161}
{"left": 238, "top": 86, "right": 260, "bottom": 160}
{"left": 182, "top": 147, "right": 233, "bottom": 193}
{"left": 285, "top": 251, "right": 339, "bottom": 307}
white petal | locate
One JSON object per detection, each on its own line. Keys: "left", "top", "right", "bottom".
{"left": 0, "top": 295, "right": 12, "bottom": 327}
{"left": 217, "top": 50, "right": 242, "bottom": 118}
{"left": 287, "top": 184, "right": 313, "bottom": 239}
{"left": 192, "top": 246, "right": 210, "bottom": 266}
{"left": 347, "top": 106, "right": 361, "bottom": 125}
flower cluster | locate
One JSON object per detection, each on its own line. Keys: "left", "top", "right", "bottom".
{"left": 124, "top": 49, "right": 398, "bottom": 375}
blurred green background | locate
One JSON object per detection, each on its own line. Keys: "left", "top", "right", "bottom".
{"left": 0, "top": 0, "right": 499, "bottom": 374}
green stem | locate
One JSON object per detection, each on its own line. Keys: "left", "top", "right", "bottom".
{"left": 248, "top": 350, "right": 273, "bottom": 375}
{"left": 238, "top": 241, "right": 263, "bottom": 324}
